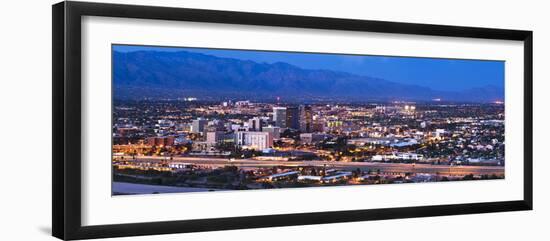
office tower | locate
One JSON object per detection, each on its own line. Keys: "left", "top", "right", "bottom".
{"left": 286, "top": 106, "right": 300, "bottom": 130}
{"left": 299, "top": 105, "right": 313, "bottom": 132}
{"left": 273, "top": 107, "right": 287, "bottom": 128}
{"left": 190, "top": 118, "right": 207, "bottom": 134}
{"left": 248, "top": 117, "right": 263, "bottom": 131}
{"left": 263, "top": 125, "right": 281, "bottom": 139}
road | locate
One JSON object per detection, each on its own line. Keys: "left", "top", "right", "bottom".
{"left": 112, "top": 182, "right": 221, "bottom": 195}
{"left": 116, "top": 155, "right": 504, "bottom": 176}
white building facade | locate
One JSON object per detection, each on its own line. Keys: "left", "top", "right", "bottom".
{"left": 235, "top": 131, "right": 273, "bottom": 150}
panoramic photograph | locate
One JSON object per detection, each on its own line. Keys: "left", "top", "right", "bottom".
{"left": 111, "top": 44, "right": 505, "bottom": 195}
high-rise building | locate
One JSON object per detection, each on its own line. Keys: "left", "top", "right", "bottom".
{"left": 286, "top": 106, "right": 300, "bottom": 130}
{"left": 235, "top": 131, "right": 273, "bottom": 150}
{"left": 262, "top": 125, "right": 281, "bottom": 139}
{"left": 205, "top": 120, "right": 226, "bottom": 132}
{"left": 273, "top": 107, "right": 287, "bottom": 128}
{"left": 190, "top": 118, "right": 207, "bottom": 134}
{"left": 299, "top": 105, "right": 313, "bottom": 132}
{"left": 248, "top": 117, "right": 263, "bottom": 131}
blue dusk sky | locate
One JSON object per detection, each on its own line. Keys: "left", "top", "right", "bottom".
{"left": 113, "top": 45, "right": 504, "bottom": 92}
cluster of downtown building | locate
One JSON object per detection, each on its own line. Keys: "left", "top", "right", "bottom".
{"left": 114, "top": 99, "right": 505, "bottom": 165}
{"left": 115, "top": 101, "right": 321, "bottom": 155}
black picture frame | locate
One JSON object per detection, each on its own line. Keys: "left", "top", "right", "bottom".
{"left": 52, "top": 1, "right": 533, "bottom": 240}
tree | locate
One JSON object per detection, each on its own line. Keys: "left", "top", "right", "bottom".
{"left": 463, "top": 174, "right": 474, "bottom": 180}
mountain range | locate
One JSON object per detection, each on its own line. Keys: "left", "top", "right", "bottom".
{"left": 113, "top": 50, "right": 504, "bottom": 103}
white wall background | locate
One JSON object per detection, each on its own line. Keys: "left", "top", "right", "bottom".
{"left": 0, "top": 0, "right": 547, "bottom": 240}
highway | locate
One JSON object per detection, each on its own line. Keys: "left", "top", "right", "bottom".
{"left": 117, "top": 155, "right": 504, "bottom": 176}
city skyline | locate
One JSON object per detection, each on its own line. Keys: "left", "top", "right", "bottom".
{"left": 112, "top": 44, "right": 505, "bottom": 195}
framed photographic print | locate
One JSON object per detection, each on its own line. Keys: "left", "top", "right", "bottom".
{"left": 52, "top": 1, "right": 533, "bottom": 240}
